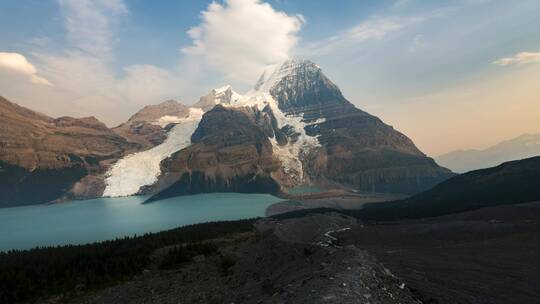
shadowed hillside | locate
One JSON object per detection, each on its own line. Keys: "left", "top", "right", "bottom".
{"left": 356, "top": 156, "right": 540, "bottom": 220}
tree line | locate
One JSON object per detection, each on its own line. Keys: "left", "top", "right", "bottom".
{"left": 0, "top": 219, "right": 255, "bottom": 304}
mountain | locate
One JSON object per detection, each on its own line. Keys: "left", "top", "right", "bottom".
{"left": 262, "top": 60, "right": 452, "bottom": 193}
{"left": 112, "top": 100, "right": 190, "bottom": 149}
{"left": 357, "top": 156, "right": 540, "bottom": 220}
{"left": 146, "top": 105, "right": 283, "bottom": 201}
{"left": 192, "top": 85, "right": 242, "bottom": 112}
{"left": 436, "top": 133, "right": 540, "bottom": 173}
{"left": 135, "top": 59, "right": 452, "bottom": 201}
{"left": 1, "top": 59, "right": 453, "bottom": 206}
{"left": 0, "top": 96, "right": 138, "bottom": 207}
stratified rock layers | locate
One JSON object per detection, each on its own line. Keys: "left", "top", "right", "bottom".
{"left": 146, "top": 106, "right": 282, "bottom": 201}
{"left": 0, "top": 96, "right": 137, "bottom": 207}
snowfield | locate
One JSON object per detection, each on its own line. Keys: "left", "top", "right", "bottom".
{"left": 103, "top": 108, "right": 204, "bottom": 197}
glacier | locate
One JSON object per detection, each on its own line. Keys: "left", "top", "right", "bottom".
{"left": 103, "top": 108, "right": 204, "bottom": 197}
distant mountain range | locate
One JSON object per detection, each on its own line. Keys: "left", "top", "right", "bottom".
{"left": 0, "top": 59, "right": 452, "bottom": 207}
{"left": 436, "top": 134, "right": 540, "bottom": 173}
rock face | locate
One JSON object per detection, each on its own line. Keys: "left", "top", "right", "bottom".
{"left": 0, "top": 96, "right": 138, "bottom": 207}
{"left": 113, "top": 100, "right": 189, "bottom": 149}
{"left": 146, "top": 105, "right": 283, "bottom": 201}
{"left": 264, "top": 59, "right": 452, "bottom": 194}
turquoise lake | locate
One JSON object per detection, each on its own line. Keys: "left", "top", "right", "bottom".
{"left": 0, "top": 193, "right": 282, "bottom": 252}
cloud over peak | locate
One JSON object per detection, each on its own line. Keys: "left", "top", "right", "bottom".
{"left": 58, "top": 0, "right": 127, "bottom": 59}
{"left": 182, "top": 0, "right": 304, "bottom": 83}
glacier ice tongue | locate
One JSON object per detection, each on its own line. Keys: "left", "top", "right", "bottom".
{"left": 103, "top": 108, "right": 204, "bottom": 197}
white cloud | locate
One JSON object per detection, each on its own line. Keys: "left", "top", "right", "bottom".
{"left": 58, "top": 0, "right": 127, "bottom": 59}
{"left": 182, "top": 0, "right": 304, "bottom": 83}
{"left": 493, "top": 52, "right": 540, "bottom": 66}
{"left": 303, "top": 17, "right": 425, "bottom": 57}
{"left": 0, "top": 0, "right": 188, "bottom": 125}
{"left": 32, "top": 50, "right": 184, "bottom": 125}
{"left": 0, "top": 52, "right": 52, "bottom": 86}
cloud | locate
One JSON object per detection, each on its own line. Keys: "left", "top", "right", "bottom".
{"left": 303, "top": 16, "right": 425, "bottom": 57}
{"left": 493, "top": 52, "right": 540, "bottom": 66}
{"left": 0, "top": 0, "right": 186, "bottom": 125}
{"left": 392, "top": 0, "right": 411, "bottom": 9}
{"left": 0, "top": 52, "right": 52, "bottom": 86}
{"left": 58, "top": 0, "right": 127, "bottom": 59}
{"left": 182, "top": 0, "right": 304, "bottom": 83}
{"left": 33, "top": 50, "right": 184, "bottom": 125}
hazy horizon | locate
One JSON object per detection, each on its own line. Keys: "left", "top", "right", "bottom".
{"left": 1, "top": 0, "right": 539, "bottom": 156}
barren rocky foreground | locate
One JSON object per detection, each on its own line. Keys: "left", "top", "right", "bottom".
{"left": 61, "top": 213, "right": 419, "bottom": 304}
{"left": 51, "top": 199, "right": 540, "bottom": 304}
{"left": 340, "top": 202, "right": 540, "bottom": 304}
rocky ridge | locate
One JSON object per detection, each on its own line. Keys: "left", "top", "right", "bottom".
{"left": 0, "top": 96, "right": 138, "bottom": 207}
{"left": 112, "top": 100, "right": 190, "bottom": 149}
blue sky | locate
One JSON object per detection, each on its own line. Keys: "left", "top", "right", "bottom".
{"left": 0, "top": 0, "right": 539, "bottom": 155}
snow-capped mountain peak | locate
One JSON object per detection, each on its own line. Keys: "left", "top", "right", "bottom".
{"left": 194, "top": 85, "right": 242, "bottom": 111}
{"left": 213, "top": 84, "right": 232, "bottom": 94}
{"left": 213, "top": 85, "right": 242, "bottom": 105}
{"left": 252, "top": 59, "right": 321, "bottom": 93}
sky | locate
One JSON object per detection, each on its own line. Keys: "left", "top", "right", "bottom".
{"left": 0, "top": 0, "right": 539, "bottom": 156}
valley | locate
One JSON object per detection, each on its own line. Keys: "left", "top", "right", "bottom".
{"left": 2, "top": 197, "right": 539, "bottom": 304}
{"left": 1, "top": 1, "right": 538, "bottom": 303}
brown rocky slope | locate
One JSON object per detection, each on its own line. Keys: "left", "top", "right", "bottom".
{"left": 0, "top": 96, "right": 138, "bottom": 207}
{"left": 112, "top": 100, "right": 189, "bottom": 149}
{"left": 146, "top": 105, "right": 285, "bottom": 201}
{"left": 269, "top": 59, "right": 453, "bottom": 193}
